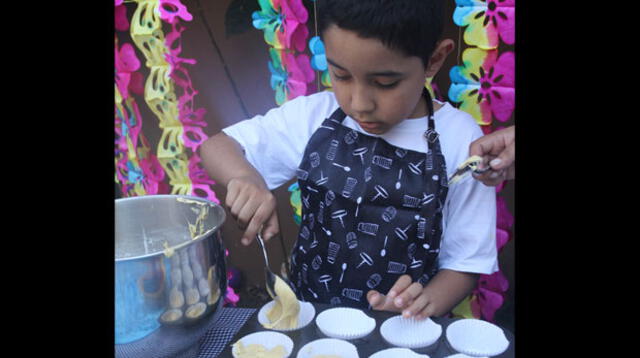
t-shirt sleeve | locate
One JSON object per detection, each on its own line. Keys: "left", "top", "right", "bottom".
{"left": 437, "top": 118, "right": 499, "bottom": 275}
{"left": 221, "top": 93, "right": 337, "bottom": 190}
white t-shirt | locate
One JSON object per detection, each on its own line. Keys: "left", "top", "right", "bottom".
{"left": 223, "top": 91, "right": 498, "bottom": 275}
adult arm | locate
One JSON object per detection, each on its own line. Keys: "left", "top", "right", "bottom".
{"left": 469, "top": 125, "right": 515, "bottom": 186}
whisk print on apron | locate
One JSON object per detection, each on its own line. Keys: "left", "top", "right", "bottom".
{"left": 289, "top": 90, "right": 449, "bottom": 309}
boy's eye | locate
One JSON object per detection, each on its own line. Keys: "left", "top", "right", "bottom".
{"left": 376, "top": 81, "right": 399, "bottom": 89}
{"left": 332, "top": 72, "right": 350, "bottom": 81}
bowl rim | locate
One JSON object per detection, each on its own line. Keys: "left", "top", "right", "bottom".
{"left": 115, "top": 195, "right": 225, "bottom": 262}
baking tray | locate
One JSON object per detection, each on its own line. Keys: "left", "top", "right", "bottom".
{"left": 217, "top": 303, "right": 515, "bottom": 357}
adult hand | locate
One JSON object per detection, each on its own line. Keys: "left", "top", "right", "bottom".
{"left": 226, "top": 176, "right": 280, "bottom": 246}
{"left": 469, "top": 125, "right": 515, "bottom": 186}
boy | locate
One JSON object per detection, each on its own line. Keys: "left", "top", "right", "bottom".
{"left": 200, "top": 0, "right": 497, "bottom": 320}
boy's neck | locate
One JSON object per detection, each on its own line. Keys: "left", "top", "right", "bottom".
{"left": 433, "top": 100, "right": 443, "bottom": 112}
{"left": 409, "top": 96, "right": 443, "bottom": 119}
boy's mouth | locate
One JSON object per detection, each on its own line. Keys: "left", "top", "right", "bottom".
{"left": 356, "top": 121, "right": 383, "bottom": 132}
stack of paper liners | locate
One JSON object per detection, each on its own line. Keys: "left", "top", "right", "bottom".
{"left": 263, "top": 275, "right": 300, "bottom": 330}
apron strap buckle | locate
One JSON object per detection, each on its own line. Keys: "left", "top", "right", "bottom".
{"left": 424, "top": 129, "right": 439, "bottom": 143}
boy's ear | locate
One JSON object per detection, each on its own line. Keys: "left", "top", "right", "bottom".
{"left": 425, "top": 39, "right": 455, "bottom": 78}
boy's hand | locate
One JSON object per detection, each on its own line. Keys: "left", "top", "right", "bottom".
{"left": 226, "top": 176, "right": 279, "bottom": 246}
{"left": 366, "top": 274, "right": 440, "bottom": 320}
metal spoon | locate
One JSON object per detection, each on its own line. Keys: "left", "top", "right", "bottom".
{"left": 256, "top": 233, "right": 277, "bottom": 298}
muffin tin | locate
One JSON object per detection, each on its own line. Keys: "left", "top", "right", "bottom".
{"left": 219, "top": 303, "right": 514, "bottom": 358}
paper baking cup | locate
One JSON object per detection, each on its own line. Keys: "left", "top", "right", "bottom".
{"left": 369, "top": 347, "right": 430, "bottom": 358}
{"left": 445, "top": 319, "right": 509, "bottom": 357}
{"left": 258, "top": 300, "right": 316, "bottom": 331}
{"left": 444, "top": 354, "right": 487, "bottom": 358}
{"left": 380, "top": 315, "right": 442, "bottom": 349}
{"left": 315, "top": 307, "right": 376, "bottom": 340}
{"left": 296, "top": 338, "right": 359, "bottom": 358}
{"left": 231, "top": 331, "right": 294, "bottom": 358}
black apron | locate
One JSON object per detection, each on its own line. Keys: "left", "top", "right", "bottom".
{"left": 289, "top": 90, "right": 449, "bottom": 309}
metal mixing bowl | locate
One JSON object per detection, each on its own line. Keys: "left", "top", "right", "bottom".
{"left": 115, "top": 195, "right": 227, "bottom": 345}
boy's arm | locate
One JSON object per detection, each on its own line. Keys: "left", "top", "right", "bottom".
{"left": 416, "top": 269, "right": 478, "bottom": 317}
{"left": 199, "top": 132, "right": 280, "bottom": 245}
{"left": 199, "top": 131, "right": 262, "bottom": 187}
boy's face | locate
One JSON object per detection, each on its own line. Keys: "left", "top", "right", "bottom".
{"left": 323, "top": 25, "right": 431, "bottom": 135}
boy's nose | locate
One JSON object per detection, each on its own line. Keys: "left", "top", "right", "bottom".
{"left": 350, "top": 87, "right": 375, "bottom": 114}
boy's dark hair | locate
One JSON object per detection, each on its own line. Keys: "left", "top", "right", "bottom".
{"left": 317, "top": 0, "right": 445, "bottom": 67}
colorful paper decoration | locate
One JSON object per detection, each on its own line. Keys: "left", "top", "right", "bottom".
{"left": 253, "top": 0, "right": 315, "bottom": 105}
{"left": 425, "top": 77, "right": 437, "bottom": 102}
{"left": 288, "top": 182, "right": 302, "bottom": 225}
{"left": 158, "top": 0, "right": 193, "bottom": 23}
{"left": 309, "top": 36, "right": 331, "bottom": 88}
{"left": 449, "top": 0, "right": 515, "bottom": 323}
{"left": 252, "top": 0, "right": 309, "bottom": 51}
{"left": 449, "top": 48, "right": 515, "bottom": 125}
{"left": 117, "top": 0, "right": 219, "bottom": 204}
{"left": 224, "top": 249, "right": 241, "bottom": 306}
{"left": 268, "top": 48, "right": 315, "bottom": 105}
{"left": 453, "top": 0, "right": 515, "bottom": 50}
{"left": 115, "top": 5, "right": 166, "bottom": 197}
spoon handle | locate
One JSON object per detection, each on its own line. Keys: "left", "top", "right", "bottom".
{"left": 256, "top": 234, "right": 270, "bottom": 268}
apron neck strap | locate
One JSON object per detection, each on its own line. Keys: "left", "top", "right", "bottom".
{"left": 330, "top": 106, "right": 347, "bottom": 122}
{"left": 423, "top": 88, "right": 439, "bottom": 144}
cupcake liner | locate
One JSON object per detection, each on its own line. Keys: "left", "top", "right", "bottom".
{"left": 445, "top": 319, "right": 509, "bottom": 357}
{"left": 315, "top": 307, "right": 376, "bottom": 340}
{"left": 369, "top": 347, "right": 430, "bottom": 358}
{"left": 444, "top": 354, "right": 487, "bottom": 358}
{"left": 380, "top": 315, "right": 442, "bottom": 349}
{"left": 231, "top": 331, "right": 294, "bottom": 358}
{"left": 296, "top": 338, "right": 359, "bottom": 358}
{"left": 258, "top": 300, "right": 316, "bottom": 331}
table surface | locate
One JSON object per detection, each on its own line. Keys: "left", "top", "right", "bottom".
{"left": 215, "top": 303, "right": 515, "bottom": 358}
